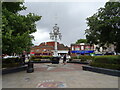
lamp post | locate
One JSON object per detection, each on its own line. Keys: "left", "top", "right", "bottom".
{"left": 49, "top": 24, "right": 62, "bottom": 57}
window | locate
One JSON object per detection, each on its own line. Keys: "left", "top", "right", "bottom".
{"left": 72, "top": 46, "right": 74, "bottom": 50}
{"left": 75, "top": 46, "right": 80, "bottom": 50}
{"left": 36, "top": 49, "right": 39, "bottom": 52}
{"left": 85, "top": 46, "right": 90, "bottom": 50}
{"left": 31, "top": 50, "right": 34, "bottom": 52}
{"left": 81, "top": 46, "right": 84, "bottom": 50}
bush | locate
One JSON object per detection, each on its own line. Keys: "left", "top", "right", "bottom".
{"left": 71, "top": 55, "right": 94, "bottom": 63}
{"left": 93, "top": 55, "right": 120, "bottom": 64}
{"left": 71, "top": 56, "right": 79, "bottom": 59}
{"left": 32, "top": 59, "right": 41, "bottom": 61}
{"left": 30, "top": 55, "right": 52, "bottom": 61}
{"left": 30, "top": 56, "right": 42, "bottom": 59}
{"left": 2, "top": 57, "right": 22, "bottom": 68}
{"left": 90, "top": 55, "right": 120, "bottom": 70}
{"left": 90, "top": 63, "right": 120, "bottom": 70}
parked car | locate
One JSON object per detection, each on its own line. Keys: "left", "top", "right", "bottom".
{"left": 61, "top": 55, "right": 71, "bottom": 59}
{"left": 3, "top": 55, "right": 20, "bottom": 59}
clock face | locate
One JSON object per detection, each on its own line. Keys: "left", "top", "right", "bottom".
{"left": 54, "top": 29, "right": 58, "bottom": 33}
{"left": 53, "top": 26, "right": 59, "bottom": 30}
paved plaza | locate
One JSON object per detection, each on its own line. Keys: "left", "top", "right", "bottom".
{"left": 2, "top": 63, "right": 119, "bottom": 88}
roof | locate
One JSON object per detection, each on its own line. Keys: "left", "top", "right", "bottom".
{"left": 32, "top": 41, "right": 69, "bottom": 50}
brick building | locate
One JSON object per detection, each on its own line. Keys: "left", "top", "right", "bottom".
{"left": 70, "top": 43, "right": 94, "bottom": 56}
{"left": 31, "top": 41, "right": 69, "bottom": 56}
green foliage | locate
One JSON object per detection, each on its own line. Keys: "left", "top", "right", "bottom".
{"left": 32, "top": 59, "right": 41, "bottom": 61}
{"left": 30, "top": 56, "right": 52, "bottom": 61}
{"left": 93, "top": 55, "right": 120, "bottom": 64}
{"left": 90, "top": 63, "right": 120, "bottom": 70}
{"left": 2, "top": 57, "right": 22, "bottom": 68}
{"left": 71, "top": 55, "right": 94, "bottom": 63}
{"left": 90, "top": 55, "right": 120, "bottom": 70}
{"left": 85, "top": 2, "right": 120, "bottom": 52}
{"left": 72, "top": 55, "right": 93, "bottom": 59}
{"left": 2, "top": 2, "right": 42, "bottom": 55}
{"left": 76, "top": 39, "right": 87, "bottom": 44}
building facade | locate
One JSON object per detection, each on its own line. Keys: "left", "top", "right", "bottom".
{"left": 70, "top": 43, "right": 116, "bottom": 56}
{"left": 30, "top": 41, "right": 69, "bottom": 56}
{"left": 94, "top": 44, "right": 116, "bottom": 55}
{"left": 70, "top": 43, "right": 94, "bottom": 56}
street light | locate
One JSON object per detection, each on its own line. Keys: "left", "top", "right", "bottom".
{"left": 49, "top": 24, "right": 62, "bottom": 56}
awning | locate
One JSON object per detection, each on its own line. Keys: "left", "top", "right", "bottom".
{"left": 58, "top": 50, "right": 68, "bottom": 53}
{"left": 71, "top": 50, "right": 94, "bottom": 54}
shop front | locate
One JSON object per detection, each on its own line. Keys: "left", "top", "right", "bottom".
{"left": 71, "top": 50, "right": 94, "bottom": 56}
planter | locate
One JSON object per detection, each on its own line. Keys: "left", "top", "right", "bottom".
{"left": 51, "top": 57, "right": 60, "bottom": 64}
{"left": 82, "top": 65, "right": 120, "bottom": 77}
{"left": 32, "top": 61, "right": 51, "bottom": 63}
{"left": 2, "top": 65, "right": 27, "bottom": 75}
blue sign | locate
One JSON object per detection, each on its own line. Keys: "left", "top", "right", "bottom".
{"left": 71, "top": 50, "right": 94, "bottom": 54}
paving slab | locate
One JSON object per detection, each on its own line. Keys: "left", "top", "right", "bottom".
{"left": 2, "top": 63, "right": 119, "bottom": 88}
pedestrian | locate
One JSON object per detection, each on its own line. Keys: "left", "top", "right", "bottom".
{"left": 63, "top": 54, "right": 67, "bottom": 65}
{"left": 21, "top": 51, "right": 26, "bottom": 65}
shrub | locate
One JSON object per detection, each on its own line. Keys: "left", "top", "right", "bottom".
{"left": 71, "top": 55, "right": 94, "bottom": 63}
{"left": 90, "top": 63, "right": 120, "bottom": 70}
{"left": 90, "top": 55, "right": 120, "bottom": 70}
{"left": 30, "top": 56, "right": 42, "bottom": 59}
{"left": 71, "top": 56, "right": 78, "bottom": 59}
{"left": 2, "top": 57, "right": 22, "bottom": 68}
{"left": 32, "top": 59, "right": 41, "bottom": 61}
{"left": 30, "top": 55, "right": 52, "bottom": 61}
{"left": 93, "top": 55, "right": 120, "bottom": 64}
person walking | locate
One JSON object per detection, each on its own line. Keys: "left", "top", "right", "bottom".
{"left": 63, "top": 54, "right": 67, "bottom": 65}
{"left": 21, "top": 51, "right": 26, "bottom": 65}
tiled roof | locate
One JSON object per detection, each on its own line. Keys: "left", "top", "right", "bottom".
{"left": 32, "top": 41, "right": 69, "bottom": 50}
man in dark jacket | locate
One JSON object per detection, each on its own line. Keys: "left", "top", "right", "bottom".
{"left": 63, "top": 54, "right": 67, "bottom": 65}
{"left": 21, "top": 51, "right": 26, "bottom": 65}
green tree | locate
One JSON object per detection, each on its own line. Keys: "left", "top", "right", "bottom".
{"left": 2, "top": 2, "right": 42, "bottom": 55}
{"left": 76, "top": 39, "right": 87, "bottom": 44}
{"left": 85, "top": 2, "right": 120, "bottom": 53}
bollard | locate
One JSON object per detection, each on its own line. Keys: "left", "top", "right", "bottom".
{"left": 27, "top": 61, "right": 34, "bottom": 73}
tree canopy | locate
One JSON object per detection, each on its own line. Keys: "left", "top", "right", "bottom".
{"left": 75, "top": 39, "right": 87, "bottom": 44}
{"left": 2, "top": 2, "right": 42, "bottom": 55}
{"left": 85, "top": 2, "right": 120, "bottom": 53}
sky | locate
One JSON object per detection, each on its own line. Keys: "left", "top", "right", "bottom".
{"left": 19, "top": 0, "right": 107, "bottom": 46}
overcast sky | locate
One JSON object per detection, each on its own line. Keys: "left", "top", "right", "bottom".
{"left": 20, "top": 1, "right": 107, "bottom": 46}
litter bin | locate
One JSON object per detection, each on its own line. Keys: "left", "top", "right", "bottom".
{"left": 27, "top": 61, "right": 34, "bottom": 73}
{"left": 51, "top": 57, "right": 60, "bottom": 64}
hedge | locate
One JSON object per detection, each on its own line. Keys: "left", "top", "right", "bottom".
{"left": 30, "top": 56, "right": 52, "bottom": 61}
{"left": 2, "top": 57, "right": 23, "bottom": 68}
{"left": 71, "top": 55, "right": 94, "bottom": 63}
{"left": 32, "top": 59, "right": 41, "bottom": 61}
{"left": 90, "top": 55, "right": 120, "bottom": 70}
{"left": 93, "top": 55, "right": 120, "bottom": 64}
